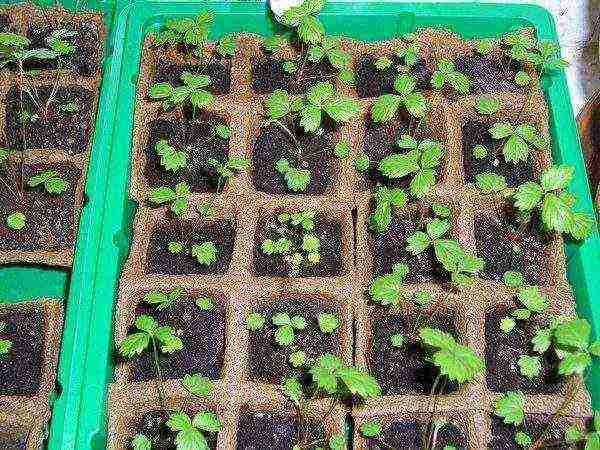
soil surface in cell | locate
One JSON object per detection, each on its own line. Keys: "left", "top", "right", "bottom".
{"left": 23, "top": 21, "right": 101, "bottom": 76}
{"left": 370, "top": 209, "right": 449, "bottom": 283}
{"left": 253, "top": 213, "right": 343, "bottom": 277}
{"left": 252, "top": 121, "right": 334, "bottom": 195}
{"left": 462, "top": 120, "right": 536, "bottom": 187}
{"left": 485, "top": 305, "right": 562, "bottom": 394}
{"left": 0, "top": 14, "right": 10, "bottom": 32}
{"left": 0, "top": 423, "right": 28, "bottom": 450}
{"left": 474, "top": 210, "right": 550, "bottom": 285}
{"left": 367, "top": 418, "right": 467, "bottom": 450}
{"left": 0, "top": 306, "right": 44, "bottom": 396}
{"left": 0, "top": 162, "right": 80, "bottom": 253}
{"left": 146, "top": 218, "right": 235, "bottom": 275}
{"left": 5, "top": 85, "right": 94, "bottom": 154}
{"left": 454, "top": 54, "right": 524, "bottom": 94}
{"left": 356, "top": 55, "right": 430, "bottom": 98}
{"left": 488, "top": 414, "right": 577, "bottom": 449}
{"left": 144, "top": 117, "right": 229, "bottom": 192}
{"left": 128, "top": 295, "right": 225, "bottom": 382}
{"left": 369, "top": 309, "right": 459, "bottom": 395}
{"left": 236, "top": 411, "right": 325, "bottom": 450}
{"left": 154, "top": 60, "right": 231, "bottom": 95}
{"left": 248, "top": 296, "right": 341, "bottom": 383}
{"left": 134, "top": 410, "right": 218, "bottom": 450}
{"left": 251, "top": 56, "right": 335, "bottom": 94}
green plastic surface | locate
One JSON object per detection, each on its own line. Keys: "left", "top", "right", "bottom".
{"left": 1, "top": 1, "right": 600, "bottom": 449}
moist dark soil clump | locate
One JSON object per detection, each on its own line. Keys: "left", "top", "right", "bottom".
{"left": 252, "top": 122, "right": 334, "bottom": 195}
{"left": 455, "top": 54, "right": 523, "bottom": 94}
{"left": 474, "top": 210, "right": 550, "bottom": 285}
{"left": 356, "top": 55, "right": 430, "bottom": 98}
{"left": 133, "top": 410, "right": 218, "bottom": 450}
{"left": 488, "top": 414, "right": 578, "bottom": 449}
{"left": 462, "top": 120, "right": 535, "bottom": 186}
{"left": 154, "top": 61, "right": 231, "bottom": 95}
{"left": 485, "top": 305, "right": 562, "bottom": 394}
{"left": 253, "top": 213, "right": 343, "bottom": 277}
{"left": 0, "top": 14, "right": 10, "bottom": 32}
{"left": 0, "top": 162, "right": 80, "bottom": 252}
{"left": 127, "top": 295, "right": 226, "bottom": 382}
{"left": 145, "top": 117, "right": 229, "bottom": 192}
{"left": 370, "top": 210, "right": 449, "bottom": 283}
{"left": 236, "top": 411, "right": 325, "bottom": 450}
{"left": 368, "top": 309, "right": 459, "bottom": 395}
{"left": 0, "top": 423, "right": 28, "bottom": 450}
{"left": 247, "top": 296, "right": 341, "bottom": 383}
{"left": 5, "top": 85, "right": 94, "bottom": 154}
{"left": 251, "top": 56, "right": 335, "bottom": 95}
{"left": 367, "top": 418, "right": 467, "bottom": 450}
{"left": 146, "top": 218, "right": 235, "bottom": 275}
{"left": 0, "top": 306, "right": 44, "bottom": 396}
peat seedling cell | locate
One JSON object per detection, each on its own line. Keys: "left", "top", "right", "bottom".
{"left": 247, "top": 296, "right": 341, "bottom": 383}
{"left": 154, "top": 61, "right": 231, "bottom": 95}
{"left": 488, "top": 414, "right": 566, "bottom": 449}
{"left": 485, "top": 305, "right": 562, "bottom": 394}
{"left": 145, "top": 116, "right": 230, "bottom": 192}
{"left": 252, "top": 121, "right": 334, "bottom": 195}
{"left": 474, "top": 211, "right": 550, "bottom": 285}
{"left": 367, "top": 419, "right": 467, "bottom": 450}
{"left": 370, "top": 210, "right": 449, "bottom": 283}
{"left": 251, "top": 55, "right": 335, "bottom": 95}
{"left": 454, "top": 54, "right": 524, "bottom": 94}
{"left": 146, "top": 218, "right": 235, "bottom": 275}
{"left": 0, "top": 423, "right": 28, "bottom": 450}
{"left": 128, "top": 295, "right": 226, "bottom": 382}
{"left": 368, "top": 309, "right": 459, "bottom": 395}
{"left": 462, "top": 120, "right": 535, "bottom": 186}
{"left": 253, "top": 213, "right": 343, "bottom": 277}
{"left": 0, "top": 162, "right": 80, "bottom": 253}
{"left": 23, "top": 21, "right": 101, "bottom": 76}
{"left": 135, "top": 410, "right": 218, "bottom": 450}
{"left": 5, "top": 85, "right": 94, "bottom": 154}
{"left": 356, "top": 55, "right": 430, "bottom": 98}
{"left": 0, "top": 14, "right": 10, "bottom": 32}
{"left": 236, "top": 411, "right": 325, "bottom": 450}
{"left": 0, "top": 307, "right": 43, "bottom": 396}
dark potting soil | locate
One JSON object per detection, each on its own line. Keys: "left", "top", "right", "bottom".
{"left": 145, "top": 117, "right": 229, "bottom": 193}
{"left": 146, "top": 218, "right": 235, "bottom": 275}
{"left": 128, "top": 295, "right": 225, "bottom": 382}
{"left": 5, "top": 85, "right": 94, "bottom": 154}
{"left": 0, "top": 306, "right": 44, "bottom": 396}
{"left": 0, "top": 423, "right": 28, "bottom": 450}
{"left": 0, "top": 162, "right": 80, "bottom": 253}
{"left": 462, "top": 120, "right": 536, "bottom": 187}
{"left": 356, "top": 55, "right": 430, "bottom": 98}
{"left": 0, "top": 14, "right": 10, "bottom": 32}
{"left": 251, "top": 56, "right": 336, "bottom": 95}
{"left": 371, "top": 210, "right": 449, "bottom": 283}
{"left": 154, "top": 61, "right": 231, "bottom": 95}
{"left": 236, "top": 410, "right": 325, "bottom": 450}
{"left": 252, "top": 122, "right": 334, "bottom": 195}
{"left": 23, "top": 21, "right": 102, "bottom": 77}
{"left": 454, "top": 54, "right": 524, "bottom": 94}
{"left": 485, "top": 305, "right": 562, "bottom": 394}
{"left": 367, "top": 418, "right": 467, "bottom": 450}
{"left": 253, "top": 213, "right": 343, "bottom": 277}
{"left": 361, "top": 112, "right": 439, "bottom": 189}
{"left": 474, "top": 210, "right": 550, "bottom": 285}
{"left": 133, "top": 410, "right": 218, "bottom": 450}
{"left": 368, "top": 309, "right": 459, "bottom": 395}
{"left": 247, "top": 296, "right": 341, "bottom": 384}
{"left": 488, "top": 414, "right": 580, "bottom": 449}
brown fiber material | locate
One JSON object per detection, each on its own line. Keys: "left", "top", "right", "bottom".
{"left": 0, "top": 299, "right": 64, "bottom": 421}
{"left": 111, "top": 26, "right": 592, "bottom": 448}
{"left": 0, "top": 2, "right": 105, "bottom": 267}
{"left": 0, "top": 409, "right": 50, "bottom": 450}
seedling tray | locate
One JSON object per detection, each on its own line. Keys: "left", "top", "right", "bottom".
{"left": 1, "top": 1, "right": 599, "bottom": 449}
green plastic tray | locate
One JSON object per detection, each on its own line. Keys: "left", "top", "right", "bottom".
{"left": 0, "top": 0, "right": 124, "bottom": 449}
{"left": 3, "top": 1, "right": 600, "bottom": 449}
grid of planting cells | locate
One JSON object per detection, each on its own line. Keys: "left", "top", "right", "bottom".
{"left": 107, "top": 9, "right": 596, "bottom": 450}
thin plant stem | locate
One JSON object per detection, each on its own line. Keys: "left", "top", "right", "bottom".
{"left": 266, "top": 118, "right": 303, "bottom": 158}
{"left": 150, "top": 336, "right": 167, "bottom": 410}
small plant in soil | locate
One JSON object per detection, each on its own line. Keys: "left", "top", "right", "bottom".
{"left": 371, "top": 73, "right": 428, "bottom": 123}
{"left": 149, "top": 71, "right": 214, "bottom": 119}
{"left": 430, "top": 58, "right": 470, "bottom": 95}
{"left": 281, "top": 353, "right": 380, "bottom": 449}
{"left": 0, "top": 321, "right": 12, "bottom": 356}
{"left": 264, "top": 82, "right": 360, "bottom": 192}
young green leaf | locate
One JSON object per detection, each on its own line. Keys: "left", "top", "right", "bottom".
{"left": 503, "top": 271, "right": 525, "bottom": 288}
{"left": 360, "top": 420, "right": 382, "bottom": 437}
{"left": 289, "top": 350, "right": 306, "bottom": 367}
{"left": 182, "top": 373, "right": 214, "bottom": 397}
{"left": 475, "top": 96, "right": 502, "bottom": 115}
{"left": 195, "top": 296, "right": 214, "bottom": 310}
{"left": 500, "top": 317, "right": 516, "bottom": 333}
{"left": 517, "top": 355, "right": 541, "bottom": 379}
{"left": 246, "top": 312, "right": 266, "bottom": 331}
{"left": 494, "top": 391, "right": 525, "bottom": 425}
{"left": 390, "top": 333, "right": 405, "bottom": 347}
{"left": 371, "top": 74, "right": 427, "bottom": 122}
{"left": 431, "top": 58, "right": 471, "bottom": 94}
{"left": 475, "top": 172, "right": 507, "bottom": 194}
{"left": 335, "top": 138, "right": 351, "bottom": 158}
{"left": 318, "top": 313, "right": 340, "bottom": 333}
{"left": 369, "top": 263, "right": 409, "bottom": 306}
{"left": 131, "top": 434, "right": 151, "bottom": 450}
{"left": 191, "top": 241, "right": 217, "bottom": 266}
{"left": 6, "top": 212, "right": 26, "bottom": 230}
